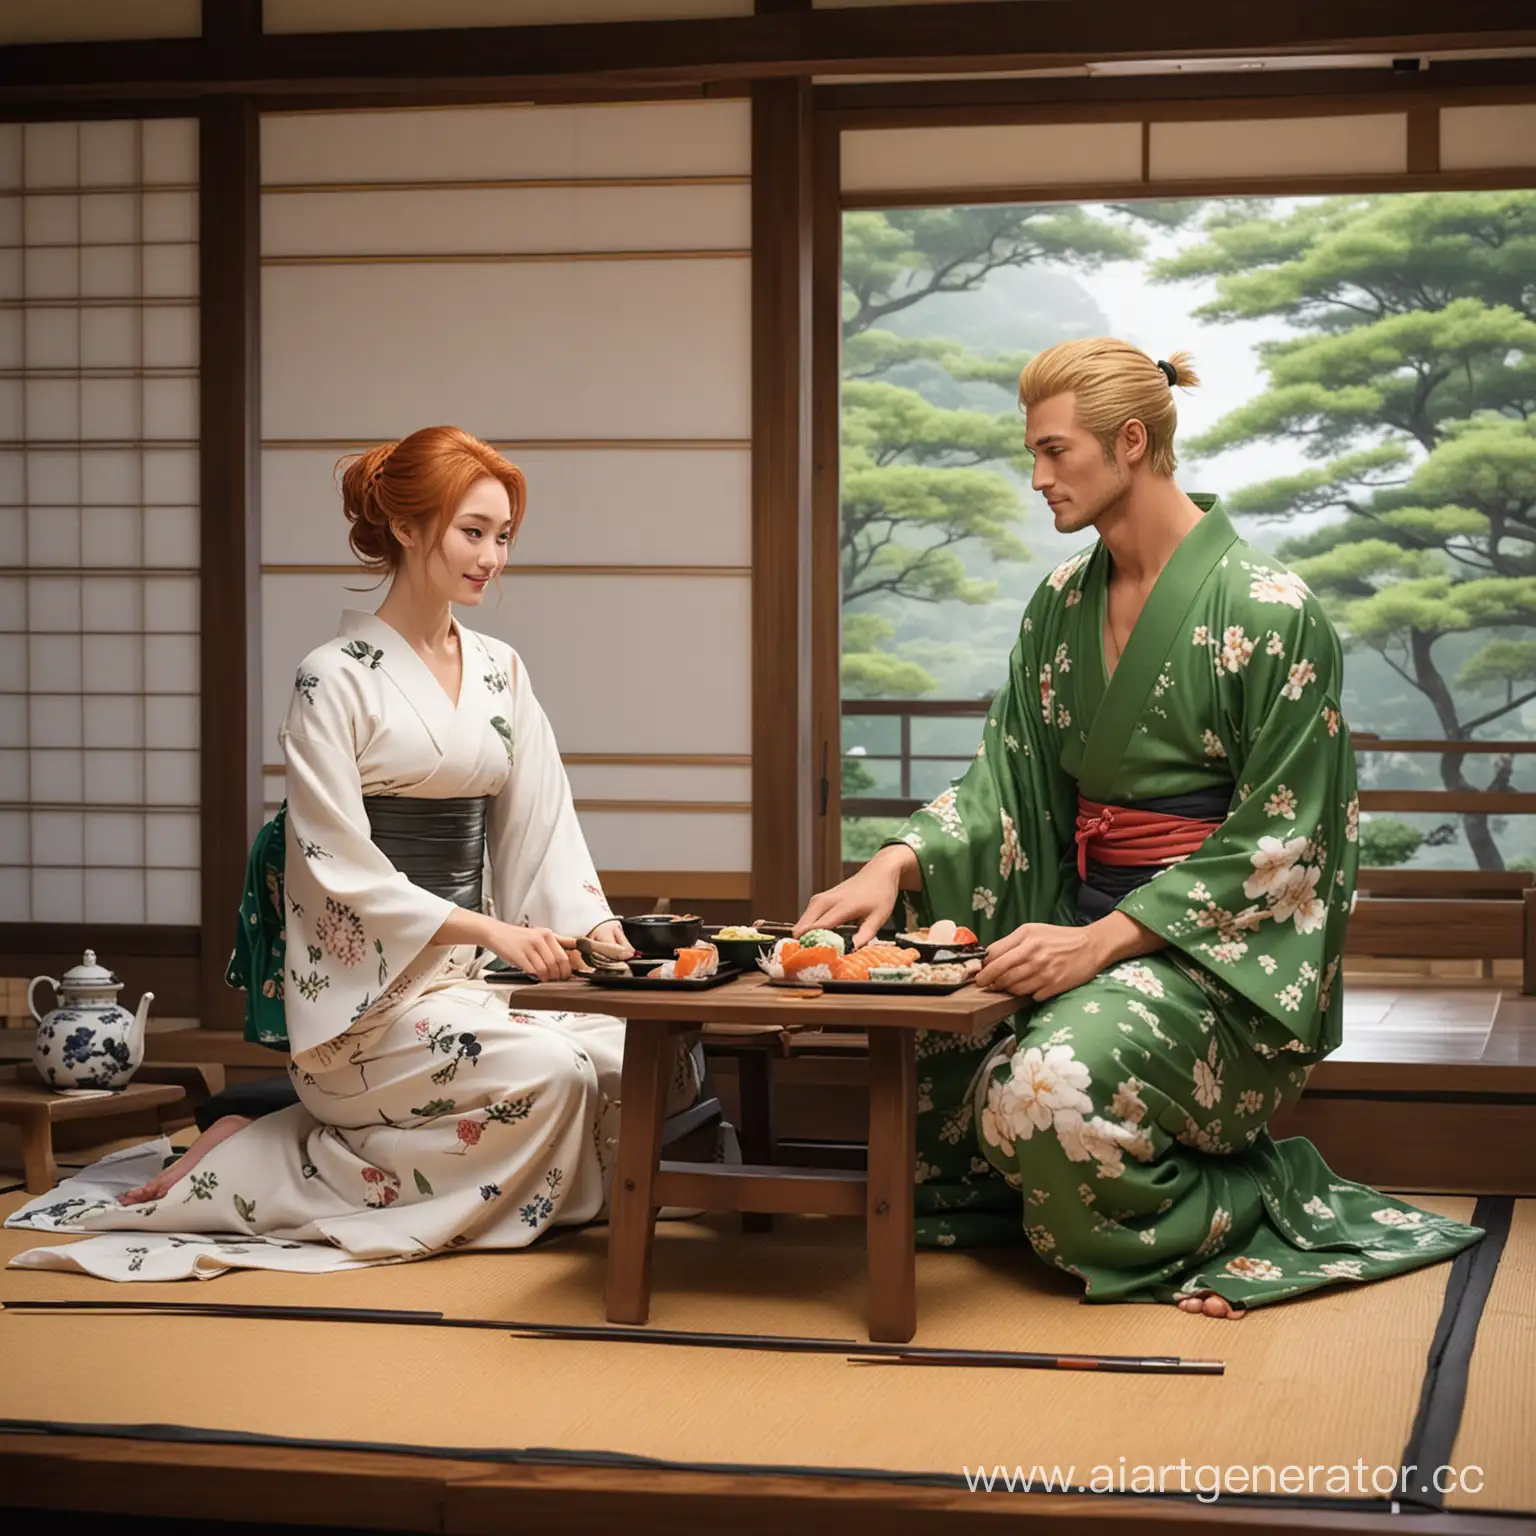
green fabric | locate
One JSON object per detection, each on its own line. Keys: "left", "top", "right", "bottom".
{"left": 892, "top": 497, "right": 1483, "bottom": 1306}
{"left": 225, "top": 803, "right": 291, "bottom": 1052}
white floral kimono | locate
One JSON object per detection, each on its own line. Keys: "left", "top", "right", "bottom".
{"left": 6, "top": 610, "right": 699, "bottom": 1281}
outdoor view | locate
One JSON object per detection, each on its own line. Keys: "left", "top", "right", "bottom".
{"left": 839, "top": 191, "right": 1536, "bottom": 873}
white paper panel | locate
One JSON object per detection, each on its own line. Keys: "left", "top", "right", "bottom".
{"left": 264, "top": 1, "right": 752, "bottom": 32}
{"left": 262, "top": 182, "right": 750, "bottom": 257}
{"left": 841, "top": 122, "right": 1142, "bottom": 194}
{"left": 145, "top": 866, "right": 198, "bottom": 922}
{"left": 1441, "top": 104, "right": 1536, "bottom": 170}
{"left": 261, "top": 101, "right": 751, "bottom": 184}
{"left": 261, "top": 445, "right": 751, "bottom": 565}
{"left": 564, "top": 762, "right": 749, "bottom": 801}
{"left": 261, "top": 572, "right": 750, "bottom": 757}
{"left": 0, "top": 0, "right": 200, "bottom": 44}
{"left": 79, "top": 121, "right": 138, "bottom": 188}
{"left": 579, "top": 809, "right": 750, "bottom": 872}
{"left": 1150, "top": 115, "right": 1407, "bottom": 180}
{"left": 262, "top": 259, "right": 750, "bottom": 440}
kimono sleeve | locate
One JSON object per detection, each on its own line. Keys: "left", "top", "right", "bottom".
{"left": 1116, "top": 591, "right": 1359, "bottom": 1049}
{"left": 485, "top": 651, "right": 614, "bottom": 939}
{"left": 281, "top": 665, "right": 457, "bottom": 1046}
{"left": 884, "top": 590, "right": 1080, "bottom": 947}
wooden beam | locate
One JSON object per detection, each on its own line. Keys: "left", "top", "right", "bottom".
{"left": 198, "top": 95, "right": 262, "bottom": 1030}
{"left": 3, "top": 2, "right": 1533, "bottom": 100}
{"left": 751, "top": 77, "right": 815, "bottom": 921}
{"left": 810, "top": 111, "right": 844, "bottom": 895}
{"left": 817, "top": 56, "right": 1536, "bottom": 123}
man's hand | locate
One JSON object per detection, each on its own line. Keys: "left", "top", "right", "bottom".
{"left": 795, "top": 843, "right": 917, "bottom": 950}
{"left": 974, "top": 911, "right": 1163, "bottom": 1001}
{"left": 975, "top": 922, "right": 1108, "bottom": 1001}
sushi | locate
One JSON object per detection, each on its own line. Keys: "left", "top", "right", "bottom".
{"left": 653, "top": 942, "right": 719, "bottom": 981}
{"left": 896, "top": 919, "right": 979, "bottom": 948}
{"left": 759, "top": 937, "right": 841, "bottom": 983}
{"left": 829, "top": 943, "right": 920, "bottom": 981}
{"left": 798, "top": 927, "right": 848, "bottom": 955}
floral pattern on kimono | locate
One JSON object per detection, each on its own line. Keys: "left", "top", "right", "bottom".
{"left": 889, "top": 498, "right": 1483, "bottom": 1306}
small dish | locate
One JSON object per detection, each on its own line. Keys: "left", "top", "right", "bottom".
{"left": 704, "top": 929, "right": 775, "bottom": 970}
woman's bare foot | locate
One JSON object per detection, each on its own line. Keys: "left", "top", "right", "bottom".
{"left": 1177, "top": 1292, "right": 1245, "bottom": 1319}
{"left": 118, "top": 1114, "right": 254, "bottom": 1205}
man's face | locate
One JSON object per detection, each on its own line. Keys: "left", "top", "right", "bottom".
{"left": 1024, "top": 392, "right": 1130, "bottom": 535}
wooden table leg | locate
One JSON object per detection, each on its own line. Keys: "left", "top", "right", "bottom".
{"left": 865, "top": 1027, "right": 917, "bottom": 1343}
{"left": 736, "top": 1047, "right": 776, "bottom": 1235}
{"left": 21, "top": 1107, "right": 57, "bottom": 1196}
{"left": 605, "top": 1019, "right": 677, "bottom": 1326}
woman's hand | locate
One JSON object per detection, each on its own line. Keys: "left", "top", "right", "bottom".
{"left": 974, "top": 923, "right": 1106, "bottom": 1002}
{"left": 488, "top": 921, "right": 575, "bottom": 981}
{"left": 586, "top": 919, "right": 634, "bottom": 959}
{"left": 795, "top": 843, "right": 917, "bottom": 949}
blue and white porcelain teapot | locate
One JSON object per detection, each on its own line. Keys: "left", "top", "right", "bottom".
{"left": 30, "top": 950, "right": 154, "bottom": 1091}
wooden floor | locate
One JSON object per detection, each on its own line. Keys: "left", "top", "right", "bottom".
{"left": 2, "top": 985, "right": 1534, "bottom": 1534}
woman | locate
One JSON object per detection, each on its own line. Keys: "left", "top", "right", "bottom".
{"left": 6, "top": 426, "right": 700, "bottom": 1281}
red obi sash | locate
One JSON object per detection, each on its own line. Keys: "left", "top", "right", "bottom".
{"left": 1073, "top": 796, "right": 1223, "bottom": 881}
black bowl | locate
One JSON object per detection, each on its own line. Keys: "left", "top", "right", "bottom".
{"left": 706, "top": 932, "right": 775, "bottom": 970}
{"left": 620, "top": 913, "right": 704, "bottom": 958}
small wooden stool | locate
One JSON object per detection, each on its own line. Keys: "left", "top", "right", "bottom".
{"left": 0, "top": 1077, "right": 186, "bottom": 1194}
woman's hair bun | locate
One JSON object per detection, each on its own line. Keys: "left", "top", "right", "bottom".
{"left": 339, "top": 441, "right": 400, "bottom": 570}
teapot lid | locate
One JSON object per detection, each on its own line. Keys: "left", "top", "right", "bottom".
{"left": 60, "top": 949, "right": 120, "bottom": 988}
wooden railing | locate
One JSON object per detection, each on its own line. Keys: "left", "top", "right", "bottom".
{"left": 840, "top": 699, "right": 1536, "bottom": 813}
{"left": 840, "top": 699, "right": 1536, "bottom": 886}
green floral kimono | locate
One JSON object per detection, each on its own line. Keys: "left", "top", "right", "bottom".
{"left": 227, "top": 803, "right": 291, "bottom": 1051}
{"left": 895, "top": 496, "right": 1483, "bottom": 1308}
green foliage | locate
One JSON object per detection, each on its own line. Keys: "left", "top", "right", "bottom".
{"left": 1358, "top": 816, "right": 1424, "bottom": 867}
{"left": 1155, "top": 190, "right": 1536, "bottom": 869}
{"left": 841, "top": 755, "right": 877, "bottom": 796}
{"left": 841, "top": 816, "right": 907, "bottom": 863}
{"left": 841, "top": 205, "right": 1151, "bottom": 695}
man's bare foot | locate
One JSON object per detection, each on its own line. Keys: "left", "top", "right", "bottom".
{"left": 1177, "top": 1292, "right": 1245, "bottom": 1319}
{"left": 118, "top": 1114, "right": 254, "bottom": 1205}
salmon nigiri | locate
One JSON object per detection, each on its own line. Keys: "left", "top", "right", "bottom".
{"left": 832, "top": 944, "right": 920, "bottom": 981}
{"left": 782, "top": 943, "right": 840, "bottom": 981}
{"left": 670, "top": 943, "right": 719, "bottom": 980}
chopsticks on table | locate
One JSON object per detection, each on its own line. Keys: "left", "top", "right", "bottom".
{"left": 0, "top": 1300, "right": 1222, "bottom": 1375}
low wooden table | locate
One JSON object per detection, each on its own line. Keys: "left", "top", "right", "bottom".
{"left": 0, "top": 1075, "right": 187, "bottom": 1194}
{"left": 508, "top": 974, "right": 1019, "bottom": 1342}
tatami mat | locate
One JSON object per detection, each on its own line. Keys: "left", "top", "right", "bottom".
{"left": 5, "top": 1188, "right": 1526, "bottom": 1511}
{"left": 1449, "top": 1199, "right": 1536, "bottom": 1513}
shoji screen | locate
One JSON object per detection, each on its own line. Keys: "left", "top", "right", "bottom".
{"left": 0, "top": 119, "right": 201, "bottom": 925}
{"left": 259, "top": 101, "right": 751, "bottom": 889}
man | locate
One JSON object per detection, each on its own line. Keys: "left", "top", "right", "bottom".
{"left": 798, "top": 338, "right": 1480, "bottom": 1316}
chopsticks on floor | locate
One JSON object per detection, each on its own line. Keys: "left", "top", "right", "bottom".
{"left": 0, "top": 1299, "right": 1223, "bottom": 1375}
{"left": 847, "top": 1347, "right": 1224, "bottom": 1376}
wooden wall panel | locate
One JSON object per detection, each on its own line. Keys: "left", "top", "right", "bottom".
{"left": 196, "top": 100, "right": 260, "bottom": 1027}
{"left": 262, "top": 1, "right": 756, "bottom": 34}
{"left": 750, "top": 76, "right": 814, "bottom": 920}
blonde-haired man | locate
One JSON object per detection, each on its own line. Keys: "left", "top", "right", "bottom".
{"left": 799, "top": 338, "right": 1481, "bottom": 1317}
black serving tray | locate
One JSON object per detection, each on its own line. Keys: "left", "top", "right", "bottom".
{"left": 483, "top": 965, "right": 540, "bottom": 984}
{"left": 584, "top": 965, "right": 743, "bottom": 992}
{"left": 769, "top": 976, "right": 967, "bottom": 996}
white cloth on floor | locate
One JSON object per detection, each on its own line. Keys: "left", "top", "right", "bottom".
{"left": 5, "top": 1012, "right": 713, "bottom": 1281}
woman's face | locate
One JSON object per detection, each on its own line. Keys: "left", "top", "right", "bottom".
{"left": 417, "top": 476, "right": 513, "bottom": 607}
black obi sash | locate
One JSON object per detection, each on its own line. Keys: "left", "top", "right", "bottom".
{"left": 364, "top": 795, "right": 489, "bottom": 911}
